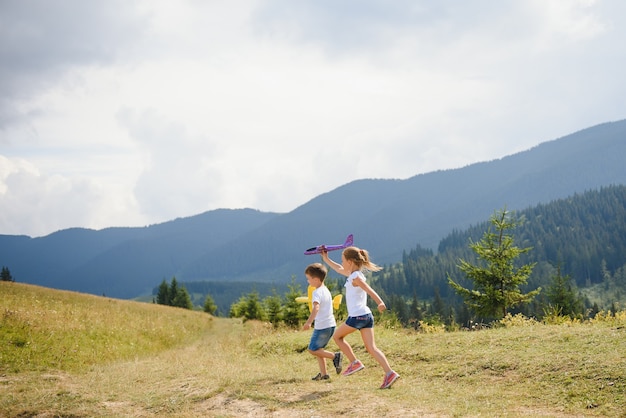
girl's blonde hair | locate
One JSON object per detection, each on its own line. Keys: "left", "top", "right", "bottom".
{"left": 342, "top": 246, "right": 382, "bottom": 272}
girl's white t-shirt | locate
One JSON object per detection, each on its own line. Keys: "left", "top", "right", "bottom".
{"left": 312, "top": 285, "right": 336, "bottom": 330}
{"left": 345, "top": 271, "right": 372, "bottom": 317}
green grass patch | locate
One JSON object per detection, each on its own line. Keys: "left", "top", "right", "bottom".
{"left": 1, "top": 282, "right": 214, "bottom": 372}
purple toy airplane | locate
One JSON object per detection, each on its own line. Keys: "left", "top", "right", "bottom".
{"left": 304, "top": 234, "right": 354, "bottom": 255}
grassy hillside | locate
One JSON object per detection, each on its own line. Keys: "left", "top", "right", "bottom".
{"left": 1, "top": 282, "right": 625, "bottom": 417}
{"left": 1, "top": 282, "right": 214, "bottom": 373}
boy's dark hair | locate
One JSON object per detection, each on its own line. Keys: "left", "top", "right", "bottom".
{"left": 305, "top": 263, "right": 327, "bottom": 281}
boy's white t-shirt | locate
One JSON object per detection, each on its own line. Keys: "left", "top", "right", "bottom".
{"left": 312, "top": 285, "right": 336, "bottom": 330}
{"left": 345, "top": 271, "right": 372, "bottom": 317}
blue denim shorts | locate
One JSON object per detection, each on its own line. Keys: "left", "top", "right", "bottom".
{"left": 308, "top": 326, "right": 335, "bottom": 351}
{"left": 346, "top": 313, "right": 374, "bottom": 329}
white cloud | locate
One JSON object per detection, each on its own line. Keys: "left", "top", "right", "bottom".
{"left": 0, "top": 155, "right": 143, "bottom": 235}
{"left": 1, "top": 0, "right": 625, "bottom": 237}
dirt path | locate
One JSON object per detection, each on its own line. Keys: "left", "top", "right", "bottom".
{"left": 3, "top": 318, "right": 329, "bottom": 417}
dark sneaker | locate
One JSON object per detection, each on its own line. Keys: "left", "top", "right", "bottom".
{"left": 312, "top": 373, "right": 330, "bottom": 381}
{"left": 342, "top": 360, "right": 364, "bottom": 376}
{"left": 333, "top": 352, "right": 343, "bottom": 374}
{"left": 380, "top": 370, "right": 400, "bottom": 389}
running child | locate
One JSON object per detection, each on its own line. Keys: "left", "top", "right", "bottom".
{"left": 321, "top": 246, "right": 400, "bottom": 389}
{"left": 301, "top": 263, "right": 343, "bottom": 380}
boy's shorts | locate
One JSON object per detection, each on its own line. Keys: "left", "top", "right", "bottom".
{"left": 308, "top": 326, "right": 335, "bottom": 351}
{"left": 345, "top": 313, "right": 374, "bottom": 329}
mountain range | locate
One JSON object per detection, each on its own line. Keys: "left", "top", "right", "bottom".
{"left": 2, "top": 119, "right": 626, "bottom": 299}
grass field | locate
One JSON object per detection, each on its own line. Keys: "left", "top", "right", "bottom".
{"left": 1, "top": 281, "right": 625, "bottom": 417}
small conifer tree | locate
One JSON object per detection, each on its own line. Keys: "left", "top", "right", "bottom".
{"left": 243, "top": 291, "right": 265, "bottom": 321}
{"left": 282, "top": 276, "right": 308, "bottom": 327}
{"left": 203, "top": 293, "right": 218, "bottom": 315}
{"left": 449, "top": 208, "right": 541, "bottom": 318}
{"left": 156, "top": 279, "right": 170, "bottom": 305}
{"left": 1, "top": 266, "right": 14, "bottom": 282}
{"left": 264, "top": 291, "right": 282, "bottom": 325}
{"left": 172, "top": 285, "right": 194, "bottom": 309}
{"left": 546, "top": 265, "right": 583, "bottom": 318}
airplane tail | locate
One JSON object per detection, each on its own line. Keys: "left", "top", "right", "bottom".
{"left": 344, "top": 234, "right": 354, "bottom": 247}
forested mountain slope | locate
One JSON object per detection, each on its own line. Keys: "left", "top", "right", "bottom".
{"left": 2, "top": 120, "right": 625, "bottom": 299}
{"left": 376, "top": 185, "right": 626, "bottom": 308}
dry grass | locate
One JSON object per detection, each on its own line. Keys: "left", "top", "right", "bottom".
{"left": 1, "top": 282, "right": 626, "bottom": 417}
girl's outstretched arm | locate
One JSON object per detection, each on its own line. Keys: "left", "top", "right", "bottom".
{"left": 320, "top": 250, "right": 348, "bottom": 277}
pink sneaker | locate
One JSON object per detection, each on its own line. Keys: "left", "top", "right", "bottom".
{"left": 380, "top": 370, "right": 400, "bottom": 389}
{"left": 342, "top": 360, "right": 365, "bottom": 376}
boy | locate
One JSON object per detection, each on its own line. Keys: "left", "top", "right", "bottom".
{"left": 302, "top": 263, "right": 343, "bottom": 380}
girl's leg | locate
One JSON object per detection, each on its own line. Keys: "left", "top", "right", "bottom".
{"left": 333, "top": 323, "right": 357, "bottom": 363}
{"left": 359, "top": 328, "right": 392, "bottom": 374}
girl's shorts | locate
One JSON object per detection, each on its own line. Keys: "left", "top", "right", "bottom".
{"left": 346, "top": 313, "right": 374, "bottom": 329}
{"left": 308, "top": 326, "right": 335, "bottom": 351}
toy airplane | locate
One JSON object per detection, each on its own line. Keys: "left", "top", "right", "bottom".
{"left": 304, "top": 234, "right": 353, "bottom": 255}
{"left": 296, "top": 285, "right": 343, "bottom": 312}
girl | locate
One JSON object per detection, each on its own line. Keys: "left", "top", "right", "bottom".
{"left": 321, "top": 246, "right": 400, "bottom": 389}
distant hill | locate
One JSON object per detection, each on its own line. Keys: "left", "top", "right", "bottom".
{"left": 0, "top": 209, "right": 280, "bottom": 296}
{"left": 2, "top": 119, "right": 626, "bottom": 299}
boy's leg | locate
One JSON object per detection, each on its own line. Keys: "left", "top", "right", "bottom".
{"left": 316, "top": 355, "right": 328, "bottom": 376}
{"left": 308, "top": 348, "right": 335, "bottom": 360}
{"left": 308, "top": 327, "right": 335, "bottom": 376}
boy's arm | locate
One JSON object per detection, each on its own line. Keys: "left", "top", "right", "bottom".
{"left": 302, "top": 302, "right": 320, "bottom": 330}
{"left": 353, "top": 277, "right": 387, "bottom": 312}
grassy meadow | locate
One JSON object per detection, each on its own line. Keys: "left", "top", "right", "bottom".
{"left": 1, "top": 281, "right": 626, "bottom": 417}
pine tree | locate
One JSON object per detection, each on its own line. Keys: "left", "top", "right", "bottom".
{"left": 169, "top": 277, "right": 180, "bottom": 303}
{"left": 1, "top": 266, "right": 14, "bottom": 282}
{"left": 203, "top": 293, "right": 218, "bottom": 315}
{"left": 431, "top": 287, "right": 446, "bottom": 318}
{"left": 545, "top": 265, "right": 583, "bottom": 318}
{"left": 172, "top": 285, "right": 193, "bottom": 310}
{"left": 282, "top": 276, "right": 307, "bottom": 327}
{"left": 457, "top": 303, "right": 472, "bottom": 328}
{"left": 156, "top": 279, "right": 170, "bottom": 305}
{"left": 229, "top": 296, "right": 247, "bottom": 318}
{"left": 390, "top": 294, "right": 409, "bottom": 325}
{"left": 449, "top": 208, "right": 541, "bottom": 318}
{"left": 243, "top": 291, "right": 264, "bottom": 321}
{"left": 264, "top": 291, "right": 282, "bottom": 326}
{"left": 408, "top": 292, "right": 423, "bottom": 328}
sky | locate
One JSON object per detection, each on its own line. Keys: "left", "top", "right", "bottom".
{"left": 1, "top": 0, "right": 625, "bottom": 237}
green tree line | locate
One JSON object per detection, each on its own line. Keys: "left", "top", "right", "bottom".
{"left": 228, "top": 277, "right": 346, "bottom": 327}
{"left": 371, "top": 185, "right": 626, "bottom": 327}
